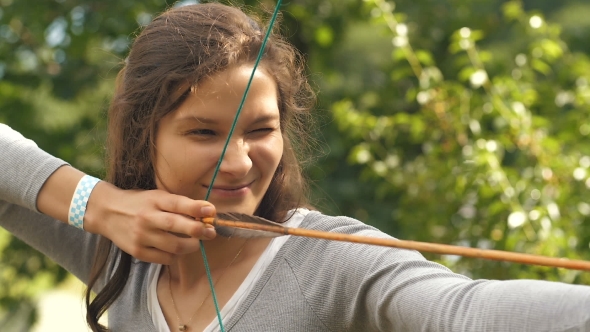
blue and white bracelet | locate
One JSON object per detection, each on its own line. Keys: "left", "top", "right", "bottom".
{"left": 68, "top": 175, "right": 101, "bottom": 230}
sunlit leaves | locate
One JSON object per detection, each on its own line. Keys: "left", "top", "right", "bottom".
{"left": 332, "top": 0, "right": 590, "bottom": 284}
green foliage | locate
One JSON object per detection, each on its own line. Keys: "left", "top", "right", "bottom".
{"left": 328, "top": 0, "right": 590, "bottom": 282}
{"left": 0, "top": 0, "right": 589, "bottom": 328}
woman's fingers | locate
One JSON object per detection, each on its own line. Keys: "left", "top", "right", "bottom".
{"left": 84, "top": 185, "right": 219, "bottom": 263}
{"left": 117, "top": 192, "right": 217, "bottom": 261}
{"left": 149, "top": 210, "right": 216, "bottom": 240}
{"left": 119, "top": 223, "right": 205, "bottom": 263}
{"left": 156, "top": 191, "right": 216, "bottom": 219}
{"left": 143, "top": 231, "right": 204, "bottom": 256}
{"left": 153, "top": 192, "right": 217, "bottom": 239}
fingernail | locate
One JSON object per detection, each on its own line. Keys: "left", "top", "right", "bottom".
{"left": 201, "top": 205, "right": 214, "bottom": 217}
{"left": 204, "top": 227, "right": 216, "bottom": 239}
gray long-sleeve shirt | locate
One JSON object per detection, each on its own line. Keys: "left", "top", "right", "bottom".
{"left": 1, "top": 123, "right": 590, "bottom": 331}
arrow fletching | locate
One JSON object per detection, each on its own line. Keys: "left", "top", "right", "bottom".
{"left": 203, "top": 212, "right": 286, "bottom": 238}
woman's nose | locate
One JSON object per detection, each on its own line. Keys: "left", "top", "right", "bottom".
{"left": 218, "top": 138, "right": 252, "bottom": 178}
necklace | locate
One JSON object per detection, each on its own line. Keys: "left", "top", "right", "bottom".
{"left": 167, "top": 239, "right": 249, "bottom": 332}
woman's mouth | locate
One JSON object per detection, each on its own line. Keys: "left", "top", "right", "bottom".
{"left": 203, "top": 181, "right": 253, "bottom": 198}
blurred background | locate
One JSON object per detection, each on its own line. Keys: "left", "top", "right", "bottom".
{"left": 1, "top": 0, "right": 590, "bottom": 330}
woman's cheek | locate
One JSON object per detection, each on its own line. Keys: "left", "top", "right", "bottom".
{"left": 265, "top": 134, "right": 284, "bottom": 163}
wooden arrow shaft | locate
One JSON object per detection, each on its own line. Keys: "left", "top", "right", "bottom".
{"left": 201, "top": 217, "right": 590, "bottom": 271}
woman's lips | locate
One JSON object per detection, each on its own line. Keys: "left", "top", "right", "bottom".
{"left": 203, "top": 181, "right": 253, "bottom": 197}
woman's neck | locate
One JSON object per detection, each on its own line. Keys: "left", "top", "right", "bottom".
{"left": 165, "top": 236, "right": 252, "bottom": 290}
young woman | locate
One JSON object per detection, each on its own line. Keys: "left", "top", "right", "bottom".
{"left": 1, "top": 3, "right": 589, "bottom": 332}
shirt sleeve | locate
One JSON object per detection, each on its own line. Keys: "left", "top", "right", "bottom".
{"left": 0, "top": 123, "right": 99, "bottom": 283}
{"left": 289, "top": 212, "right": 590, "bottom": 332}
{"left": 0, "top": 203, "right": 100, "bottom": 283}
{"left": 0, "top": 123, "right": 68, "bottom": 211}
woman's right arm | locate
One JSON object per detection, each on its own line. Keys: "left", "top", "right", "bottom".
{"left": 0, "top": 123, "right": 99, "bottom": 281}
{"left": 0, "top": 124, "right": 218, "bottom": 267}
{"left": 0, "top": 123, "right": 68, "bottom": 209}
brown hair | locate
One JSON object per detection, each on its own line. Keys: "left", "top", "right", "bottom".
{"left": 84, "top": 3, "right": 315, "bottom": 331}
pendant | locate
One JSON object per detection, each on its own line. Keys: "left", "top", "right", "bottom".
{"left": 178, "top": 325, "right": 188, "bottom": 331}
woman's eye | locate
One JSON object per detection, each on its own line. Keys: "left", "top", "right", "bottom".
{"left": 188, "top": 129, "right": 216, "bottom": 136}
{"left": 251, "top": 128, "right": 273, "bottom": 134}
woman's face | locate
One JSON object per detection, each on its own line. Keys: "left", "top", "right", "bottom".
{"left": 154, "top": 64, "right": 283, "bottom": 215}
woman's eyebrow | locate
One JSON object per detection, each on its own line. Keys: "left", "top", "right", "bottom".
{"left": 174, "top": 113, "right": 279, "bottom": 126}
{"left": 251, "top": 114, "right": 280, "bottom": 125}
{"left": 174, "top": 116, "right": 216, "bottom": 125}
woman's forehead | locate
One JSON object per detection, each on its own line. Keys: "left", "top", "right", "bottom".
{"left": 164, "top": 65, "right": 280, "bottom": 125}
{"left": 195, "top": 65, "right": 275, "bottom": 92}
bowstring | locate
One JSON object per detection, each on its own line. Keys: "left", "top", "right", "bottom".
{"left": 199, "top": 1, "right": 283, "bottom": 330}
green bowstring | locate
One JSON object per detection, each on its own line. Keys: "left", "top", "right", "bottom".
{"left": 199, "top": 1, "right": 283, "bottom": 330}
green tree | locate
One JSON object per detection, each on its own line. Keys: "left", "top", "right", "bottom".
{"left": 328, "top": 0, "right": 590, "bottom": 283}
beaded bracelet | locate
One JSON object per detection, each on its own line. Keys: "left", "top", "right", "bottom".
{"left": 68, "top": 175, "right": 101, "bottom": 230}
